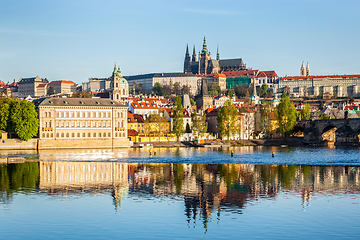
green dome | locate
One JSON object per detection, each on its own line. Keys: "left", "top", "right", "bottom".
{"left": 119, "top": 77, "right": 128, "bottom": 84}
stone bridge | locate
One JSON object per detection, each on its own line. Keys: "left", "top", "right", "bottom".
{"left": 295, "top": 118, "right": 360, "bottom": 146}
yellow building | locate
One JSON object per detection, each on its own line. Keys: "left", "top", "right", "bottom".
{"left": 37, "top": 97, "right": 130, "bottom": 149}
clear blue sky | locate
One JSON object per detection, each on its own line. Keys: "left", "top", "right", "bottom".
{"left": 1, "top": 0, "right": 359, "bottom": 84}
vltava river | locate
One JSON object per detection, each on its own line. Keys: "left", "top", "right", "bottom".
{"left": 1, "top": 147, "right": 359, "bottom": 239}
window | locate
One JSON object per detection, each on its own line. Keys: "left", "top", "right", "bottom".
{"left": 66, "top": 133, "right": 69, "bottom": 138}
{"left": 93, "top": 133, "right": 96, "bottom": 137}
{"left": 71, "top": 133, "right": 74, "bottom": 138}
{"left": 42, "top": 133, "right": 45, "bottom": 138}
{"left": 88, "top": 133, "right": 90, "bottom": 137}
{"left": 77, "top": 133, "right": 80, "bottom": 137}
{"left": 49, "top": 112, "right": 51, "bottom": 117}
{"left": 103, "top": 132, "right": 106, "bottom": 137}
{"left": 61, "top": 133, "right": 64, "bottom": 137}
{"left": 50, "top": 133, "right": 53, "bottom": 138}
{"left": 108, "top": 133, "right": 111, "bottom": 137}
{"left": 98, "top": 133, "right": 101, "bottom": 137}
{"left": 56, "top": 133, "right": 59, "bottom": 138}
{"left": 115, "top": 133, "right": 118, "bottom": 137}
{"left": 83, "top": 133, "right": 85, "bottom": 137}
{"left": 45, "top": 112, "right": 47, "bottom": 118}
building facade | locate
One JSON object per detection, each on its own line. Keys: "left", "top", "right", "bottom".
{"left": 18, "top": 76, "right": 49, "bottom": 98}
{"left": 48, "top": 80, "right": 77, "bottom": 95}
{"left": 36, "top": 98, "right": 130, "bottom": 149}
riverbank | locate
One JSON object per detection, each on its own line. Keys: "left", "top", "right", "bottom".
{"left": 132, "top": 137, "right": 305, "bottom": 148}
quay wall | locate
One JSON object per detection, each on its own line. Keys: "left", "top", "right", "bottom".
{"left": 0, "top": 138, "right": 131, "bottom": 150}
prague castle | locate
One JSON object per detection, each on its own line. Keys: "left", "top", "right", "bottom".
{"left": 184, "top": 36, "right": 247, "bottom": 75}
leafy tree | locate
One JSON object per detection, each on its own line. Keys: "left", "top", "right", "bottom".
{"left": 259, "top": 103, "right": 273, "bottom": 138}
{"left": 152, "top": 82, "right": 164, "bottom": 96}
{"left": 283, "top": 86, "right": 290, "bottom": 96}
{"left": 163, "top": 84, "right": 172, "bottom": 96}
{"left": 8, "top": 99, "right": 39, "bottom": 141}
{"left": 208, "top": 82, "right": 220, "bottom": 96}
{"left": 172, "top": 82, "right": 181, "bottom": 95}
{"left": 276, "top": 94, "right": 298, "bottom": 136}
{"left": 132, "top": 81, "right": 143, "bottom": 94}
{"left": 217, "top": 100, "right": 239, "bottom": 140}
{"left": 0, "top": 102, "right": 10, "bottom": 130}
{"left": 226, "top": 89, "right": 234, "bottom": 98}
{"left": 318, "top": 111, "right": 330, "bottom": 120}
{"left": 145, "top": 113, "right": 169, "bottom": 142}
{"left": 71, "top": 91, "right": 93, "bottom": 98}
{"left": 181, "top": 85, "right": 191, "bottom": 95}
{"left": 300, "top": 103, "right": 311, "bottom": 120}
{"left": 260, "top": 84, "right": 268, "bottom": 97}
{"left": 191, "top": 111, "right": 207, "bottom": 138}
{"left": 234, "top": 84, "right": 250, "bottom": 98}
{"left": 172, "top": 96, "right": 184, "bottom": 141}
{"left": 47, "top": 86, "right": 55, "bottom": 95}
{"left": 190, "top": 97, "right": 195, "bottom": 106}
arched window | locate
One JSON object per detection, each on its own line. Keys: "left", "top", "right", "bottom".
{"left": 116, "top": 94, "right": 119, "bottom": 100}
{"left": 82, "top": 133, "right": 85, "bottom": 137}
{"left": 46, "top": 133, "right": 49, "bottom": 138}
{"left": 98, "top": 133, "right": 101, "bottom": 137}
{"left": 123, "top": 89, "right": 125, "bottom": 95}
{"left": 66, "top": 133, "right": 69, "bottom": 138}
{"left": 115, "top": 133, "right": 118, "bottom": 137}
{"left": 42, "top": 133, "right": 45, "bottom": 138}
{"left": 120, "top": 112, "right": 123, "bottom": 118}
{"left": 116, "top": 83, "right": 118, "bottom": 88}
{"left": 49, "top": 121, "right": 51, "bottom": 127}
{"left": 71, "top": 133, "right": 74, "bottom": 138}
{"left": 88, "top": 133, "right": 90, "bottom": 137}
{"left": 61, "top": 133, "right": 64, "bottom": 138}
{"left": 45, "top": 112, "right": 47, "bottom": 118}
{"left": 93, "top": 133, "right": 96, "bottom": 137}
{"left": 108, "top": 132, "right": 111, "bottom": 137}
{"left": 103, "top": 132, "right": 106, "bottom": 137}
{"left": 56, "top": 133, "right": 59, "bottom": 138}
{"left": 50, "top": 133, "right": 53, "bottom": 138}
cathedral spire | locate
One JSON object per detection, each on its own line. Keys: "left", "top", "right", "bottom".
{"left": 201, "top": 35, "right": 209, "bottom": 54}
{"left": 300, "top": 62, "right": 306, "bottom": 76}
{"left": 306, "top": 62, "right": 310, "bottom": 76}
{"left": 184, "top": 44, "right": 191, "bottom": 73}
{"left": 192, "top": 45, "right": 197, "bottom": 62}
{"left": 216, "top": 45, "right": 220, "bottom": 60}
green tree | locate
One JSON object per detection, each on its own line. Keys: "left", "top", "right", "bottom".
{"left": 217, "top": 100, "right": 239, "bottom": 140}
{"left": 191, "top": 111, "right": 207, "bottom": 138}
{"left": 226, "top": 89, "right": 234, "bottom": 98}
{"left": 208, "top": 82, "right": 220, "bottom": 96}
{"left": 276, "top": 94, "right": 298, "bottom": 136}
{"left": 185, "top": 122, "right": 191, "bottom": 133}
{"left": 152, "top": 82, "right": 164, "bottom": 96}
{"left": 318, "top": 111, "right": 330, "bottom": 120}
{"left": 172, "top": 96, "right": 184, "bottom": 141}
{"left": 261, "top": 83, "right": 268, "bottom": 97}
{"left": 172, "top": 82, "right": 181, "bottom": 95}
{"left": 300, "top": 103, "right": 311, "bottom": 120}
{"left": 47, "top": 86, "right": 55, "bottom": 95}
{"left": 0, "top": 102, "right": 10, "bottom": 130}
{"left": 8, "top": 99, "right": 39, "bottom": 141}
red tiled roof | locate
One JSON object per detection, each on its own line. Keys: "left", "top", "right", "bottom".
{"left": 131, "top": 102, "right": 158, "bottom": 109}
{"left": 127, "top": 112, "right": 145, "bottom": 123}
{"left": 281, "top": 74, "right": 360, "bottom": 81}
{"left": 223, "top": 70, "right": 259, "bottom": 78}
{"left": 37, "top": 83, "right": 47, "bottom": 88}
{"left": 49, "top": 80, "right": 76, "bottom": 85}
{"left": 258, "top": 71, "right": 278, "bottom": 78}
{"left": 166, "top": 108, "right": 190, "bottom": 118}
{"left": 128, "top": 129, "right": 138, "bottom": 136}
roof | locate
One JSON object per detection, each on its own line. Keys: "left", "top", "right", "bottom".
{"left": 125, "top": 72, "right": 196, "bottom": 81}
{"left": 127, "top": 129, "right": 138, "bottom": 136}
{"left": 165, "top": 108, "right": 191, "bottom": 118}
{"left": 36, "top": 97, "right": 127, "bottom": 107}
{"left": 49, "top": 80, "right": 76, "bottom": 85}
{"left": 223, "top": 70, "right": 259, "bottom": 78}
{"left": 131, "top": 102, "right": 158, "bottom": 109}
{"left": 258, "top": 71, "right": 278, "bottom": 78}
{"left": 128, "top": 112, "right": 145, "bottom": 123}
{"left": 281, "top": 74, "right": 360, "bottom": 81}
{"left": 219, "top": 58, "right": 245, "bottom": 67}
{"left": 37, "top": 83, "right": 47, "bottom": 88}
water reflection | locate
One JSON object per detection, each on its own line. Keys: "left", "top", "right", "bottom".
{"left": 1, "top": 161, "right": 359, "bottom": 229}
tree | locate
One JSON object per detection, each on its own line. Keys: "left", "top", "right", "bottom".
{"left": 260, "top": 84, "right": 268, "bottom": 97}
{"left": 7, "top": 99, "right": 39, "bottom": 141}
{"left": 0, "top": 101, "right": 10, "bottom": 130}
{"left": 172, "top": 96, "right": 184, "bottom": 141}
{"left": 152, "top": 82, "right": 164, "bottom": 96}
{"left": 132, "top": 81, "right": 143, "bottom": 94}
{"left": 181, "top": 85, "right": 191, "bottom": 95}
{"left": 71, "top": 91, "right": 93, "bottom": 98}
{"left": 185, "top": 122, "right": 191, "bottom": 133}
{"left": 300, "top": 103, "right": 311, "bottom": 120}
{"left": 259, "top": 103, "right": 272, "bottom": 138}
{"left": 47, "top": 86, "right": 55, "bottom": 95}
{"left": 191, "top": 111, "right": 207, "bottom": 138}
{"left": 217, "top": 100, "right": 239, "bottom": 140}
{"left": 145, "top": 113, "right": 169, "bottom": 142}
{"left": 226, "top": 89, "right": 234, "bottom": 98}
{"left": 276, "top": 94, "right": 298, "bottom": 137}
{"left": 234, "top": 84, "right": 250, "bottom": 98}
{"left": 172, "top": 82, "right": 181, "bottom": 95}
{"left": 163, "top": 84, "right": 172, "bottom": 96}
{"left": 283, "top": 86, "right": 290, "bottom": 96}
{"left": 208, "top": 82, "right": 220, "bottom": 96}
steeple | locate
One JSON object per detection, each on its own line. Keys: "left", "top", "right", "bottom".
{"left": 306, "top": 62, "right": 310, "bottom": 76}
{"left": 192, "top": 45, "right": 197, "bottom": 62}
{"left": 184, "top": 44, "right": 191, "bottom": 73}
{"left": 113, "top": 62, "right": 118, "bottom": 77}
{"left": 216, "top": 45, "right": 220, "bottom": 61}
{"left": 300, "top": 62, "right": 306, "bottom": 76}
{"left": 201, "top": 35, "right": 209, "bottom": 55}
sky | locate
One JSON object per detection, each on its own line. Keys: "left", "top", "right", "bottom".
{"left": 1, "top": 0, "right": 359, "bottom": 84}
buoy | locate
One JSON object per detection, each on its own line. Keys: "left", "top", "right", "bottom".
{"left": 149, "top": 149, "right": 152, "bottom": 155}
{"left": 231, "top": 150, "right": 234, "bottom": 157}
{"left": 272, "top": 151, "right": 275, "bottom": 157}
{"left": 154, "top": 152, "right": 157, "bottom": 156}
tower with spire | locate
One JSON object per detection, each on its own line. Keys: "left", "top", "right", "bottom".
{"left": 111, "top": 63, "right": 129, "bottom": 102}
{"left": 216, "top": 45, "right": 220, "bottom": 61}
{"left": 184, "top": 44, "right": 191, "bottom": 73}
{"left": 198, "top": 35, "right": 212, "bottom": 74}
{"left": 306, "top": 63, "right": 310, "bottom": 76}
{"left": 192, "top": 46, "right": 197, "bottom": 62}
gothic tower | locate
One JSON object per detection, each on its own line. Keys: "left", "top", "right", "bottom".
{"left": 198, "top": 36, "right": 212, "bottom": 74}
{"left": 216, "top": 45, "right": 220, "bottom": 61}
{"left": 300, "top": 62, "right": 306, "bottom": 76}
{"left": 192, "top": 46, "right": 197, "bottom": 62}
{"left": 306, "top": 62, "right": 310, "bottom": 76}
{"left": 183, "top": 44, "right": 191, "bottom": 73}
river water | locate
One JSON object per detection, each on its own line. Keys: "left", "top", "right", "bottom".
{"left": 1, "top": 146, "right": 359, "bottom": 239}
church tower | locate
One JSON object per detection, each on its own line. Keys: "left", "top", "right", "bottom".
{"left": 216, "top": 45, "right": 220, "bottom": 61}
{"left": 198, "top": 36, "right": 212, "bottom": 74}
{"left": 300, "top": 62, "right": 306, "bottom": 76}
{"left": 192, "top": 46, "right": 197, "bottom": 62}
{"left": 111, "top": 63, "right": 129, "bottom": 102}
{"left": 306, "top": 62, "right": 310, "bottom": 76}
{"left": 183, "top": 44, "right": 191, "bottom": 73}
{"left": 196, "top": 78, "right": 213, "bottom": 111}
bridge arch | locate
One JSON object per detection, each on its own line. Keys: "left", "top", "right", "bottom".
{"left": 321, "top": 125, "right": 337, "bottom": 142}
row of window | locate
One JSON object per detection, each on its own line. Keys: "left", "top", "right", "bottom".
{"left": 42, "top": 132, "right": 126, "bottom": 138}
{"left": 44, "top": 121, "right": 125, "bottom": 128}
{"left": 43, "top": 111, "right": 125, "bottom": 118}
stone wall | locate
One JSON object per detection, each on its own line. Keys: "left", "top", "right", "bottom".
{"left": 0, "top": 139, "right": 38, "bottom": 150}
{"left": 38, "top": 138, "right": 131, "bottom": 149}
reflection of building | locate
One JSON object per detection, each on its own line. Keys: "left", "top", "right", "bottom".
{"left": 36, "top": 97, "right": 130, "bottom": 149}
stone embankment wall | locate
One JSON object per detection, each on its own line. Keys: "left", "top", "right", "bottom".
{"left": 0, "top": 138, "right": 132, "bottom": 150}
